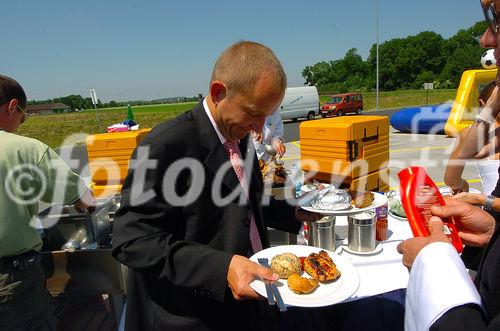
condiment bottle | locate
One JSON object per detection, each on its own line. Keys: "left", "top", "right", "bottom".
{"left": 375, "top": 195, "right": 388, "bottom": 241}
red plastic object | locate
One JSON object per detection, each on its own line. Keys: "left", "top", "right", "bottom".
{"left": 398, "top": 166, "right": 463, "bottom": 253}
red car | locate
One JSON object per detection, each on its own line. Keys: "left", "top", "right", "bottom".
{"left": 321, "top": 93, "right": 363, "bottom": 117}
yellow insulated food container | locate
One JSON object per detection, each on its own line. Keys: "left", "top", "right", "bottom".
{"left": 300, "top": 116, "right": 389, "bottom": 187}
{"left": 86, "top": 128, "right": 151, "bottom": 185}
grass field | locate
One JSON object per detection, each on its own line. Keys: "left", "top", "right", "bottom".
{"left": 17, "top": 102, "right": 197, "bottom": 148}
{"left": 319, "top": 89, "right": 457, "bottom": 111}
{"left": 18, "top": 89, "right": 458, "bottom": 148}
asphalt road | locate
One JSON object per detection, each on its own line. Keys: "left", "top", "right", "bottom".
{"left": 282, "top": 108, "right": 400, "bottom": 142}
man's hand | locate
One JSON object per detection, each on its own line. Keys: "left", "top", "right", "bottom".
{"left": 252, "top": 131, "right": 263, "bottom": 143}
{"left": 449, "top": 192, "right": 486, "bottom": 206}
{"left": 227, "top": 255, "right": 279, "bottom": 300}
{"left": 272, "top": 138, "right": 286, "bottom": 157}
{"left": 397, "top": 217, "right": 450, "bottom": 268}
{"left": 430, "top": 198, "right": 494, "bottom": 247}
{"left": 74, "top": 189, "right": 97, "bottom": 213}
{"left": 294, "top": 206, "right": 321, "bottom": 223}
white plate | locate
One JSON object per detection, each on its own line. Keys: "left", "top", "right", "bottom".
{"left": 249, "top": 245, "right": 359, "bottom": 308}
{"left": 299, "top": 192, "right": 387, "bottom": 216}
{"left": 338, "top": 243, "right": 383, "bottom": 256}
{"left": 386, "top": 187, "right": 482, "bottom": 220}
{"left": 388, "top": 210, "right": 407, "bottom": 221}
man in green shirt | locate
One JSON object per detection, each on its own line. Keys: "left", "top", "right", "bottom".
{"left": 0, "top": 75, "right": 95, "bottom": 330}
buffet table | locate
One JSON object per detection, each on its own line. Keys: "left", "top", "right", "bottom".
{"left": 275, "top": 215, "right": 412, "bottom": 331}
{"left": 334, "top": 213, "right": 413, "bottom": 301}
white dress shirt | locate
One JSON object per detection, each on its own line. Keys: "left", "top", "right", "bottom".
{"left": 203, "top": 98, "right": 226, "bottom": 145}
{"left": 253, "top": 110, "right": 284, "bottom": 162}
{"left": 405, "top": 242, "right": 482, "bottom": 331}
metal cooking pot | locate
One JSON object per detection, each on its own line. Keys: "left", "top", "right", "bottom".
{"left": 38, "top": 196, "right": 118, "bottom": 251}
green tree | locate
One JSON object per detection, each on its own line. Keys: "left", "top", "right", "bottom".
{"left": 303, "top": 21, "right": 487, "bottom": 92}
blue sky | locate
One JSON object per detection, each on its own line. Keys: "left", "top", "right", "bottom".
{"left": 1, "top": 1, "right": 484, "bottom": 102}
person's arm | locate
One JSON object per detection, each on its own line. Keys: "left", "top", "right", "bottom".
{"left": 112, "top": 140, "right": 232, "bottom": 302}
{"left": 74, "top": 189, "right": 96, "bottom": 213}
{"left": 458, "top": 87, "right": 500, "bottom": 159}
{"left": 403, "top": 241, "right": 482, "bottom": 331}
{"left": 271, "top": 111, "right": 284, "bottom": 139}
{"left": 474, "top": 136, "right": 500, "bottom": 159}
{"left": 398, "top": 202, "right": 497, "bottom": 329}
{"left": 444, "top": 127, "right": 471, "bottom": 193}
{"left": 112, "top": 139, "right": 277, "bottom": 302}
{"left": 451, "top": 192, "right": 500, "bottom": 212}
{"left": 270, "top": 112, "right": 286, "bottom": 156}
{"left": 37, "top": 146, "right": 93, "bottom": 208}
{"left": 431, "top": 304, "right": 500, "bottom": 330}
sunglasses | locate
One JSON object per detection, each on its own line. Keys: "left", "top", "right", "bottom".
{"left": 483, "top": 1, "right": 500, "bottom": 34}
{"left": 17, "top": 104, "right": 28, "bottom": 123}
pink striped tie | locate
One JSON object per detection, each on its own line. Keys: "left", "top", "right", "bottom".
{"left": 223, "top": 141, "right": 263, "bottom": 253}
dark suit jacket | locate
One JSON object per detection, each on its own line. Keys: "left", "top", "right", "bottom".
{"left": 432, "top": 206, "right": 500, "bottom": 328}
{"left": 112, "top": 103, "right": 301, "bottom": 330}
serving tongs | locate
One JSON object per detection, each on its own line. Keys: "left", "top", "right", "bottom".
{"left": 257, "top": 257, "right": 287, "bottom": 312}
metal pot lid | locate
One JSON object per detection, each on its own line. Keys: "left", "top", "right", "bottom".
{"left": 349, "top": 211, "right": 376, "bottom": 225}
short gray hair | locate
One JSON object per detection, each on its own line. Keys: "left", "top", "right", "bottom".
{"left": 210, "top": 41, "right": 287, "bottom": 97}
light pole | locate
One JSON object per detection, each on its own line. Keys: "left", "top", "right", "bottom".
{"left": 90, "top": 89, "right": 99, "bottom": 126}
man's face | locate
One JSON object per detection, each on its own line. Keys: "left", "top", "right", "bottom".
{"left": 480, "top": 0, "right": 500, "bottom": 62}
{"left": 213, "top": 74, "right": 284, "bottom": 143}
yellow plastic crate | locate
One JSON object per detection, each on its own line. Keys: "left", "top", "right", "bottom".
{"left": 300, "top": 116, "right": 389, "bottom": 182}
{"left": 349, "top": 168, "right": 390, "bottom": 192}
{"left": 86, "top": 128, "right": 151, "bottom": 185}
{"left": 92, "top": 183, "right": 122, "bottom": 199}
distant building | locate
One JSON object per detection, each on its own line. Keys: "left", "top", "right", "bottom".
{"left": 27, "top": 103, "right": 71, "bottom": 115}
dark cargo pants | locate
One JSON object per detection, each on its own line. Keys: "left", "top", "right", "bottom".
{"left": 0, "top": 251, "right": 57, "bottom": 330}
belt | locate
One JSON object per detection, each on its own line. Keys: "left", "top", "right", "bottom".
{"left": 0, "top": 251, "right": 40, "bottom": 272}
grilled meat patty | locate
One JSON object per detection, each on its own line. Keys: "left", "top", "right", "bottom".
{"left": 303, "top": 250, "right": 341, "bottom": 282}
{"left": 347, "top": 190, "right": 375, "bottom": 208}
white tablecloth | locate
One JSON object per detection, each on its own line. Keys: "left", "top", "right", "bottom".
{"left": 332, "top": 215, "right": 413, "bottom": 301}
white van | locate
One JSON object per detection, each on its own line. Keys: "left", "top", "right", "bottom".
{"left": 279, "top": 86, "right": 320, "bottom": 121}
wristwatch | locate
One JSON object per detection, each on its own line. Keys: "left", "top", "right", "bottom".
{"left": 483, "top": 195, "right": 496, "bottom": 211}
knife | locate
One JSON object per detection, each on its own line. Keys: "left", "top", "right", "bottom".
{"left": 257, "top": 258, "right": 287, "bottom": 312}
{"left": 257, "top": 258, "right": 275, "bottom": 306}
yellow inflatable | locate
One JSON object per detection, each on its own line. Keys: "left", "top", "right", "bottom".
{"left": 445, "top": 69, "right": 497, "bottom": 137}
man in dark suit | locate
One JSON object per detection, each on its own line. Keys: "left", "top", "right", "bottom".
{"left": 112, "top": 41, "right": 317, "bottom": 330}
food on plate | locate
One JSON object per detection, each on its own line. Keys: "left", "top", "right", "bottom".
{"left": 389, "top": 198, "right": 406, "bottom": 218}
{"left": 270, "top": 253, "right": 302, "bottom": 279}
{"left": 303, "top": 250, "right": 341, "bottom": 282}
{"left": 299, "top": 256, "right": 306, "bottom": 271}
{"left": 310, "top": 187, "right": 351, "bottom": 211}
{"left": 259, "top": 160, "right": 287, "bottom": 184}
{"left": 300, "top": 180, "right": 328, "bottom": 194}
{"left": 287, "top": 273, "right": 319, "bottom": 294}
{"left": 347, "top": 190, "right": 375, "bottom": 208}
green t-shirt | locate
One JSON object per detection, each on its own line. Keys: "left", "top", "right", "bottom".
{"left": 0, "top": 130, "right": 87, "bottom": 257}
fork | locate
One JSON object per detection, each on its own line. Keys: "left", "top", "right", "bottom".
{"left": 257, "top": 258, "right": 287, "bottom": 312}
